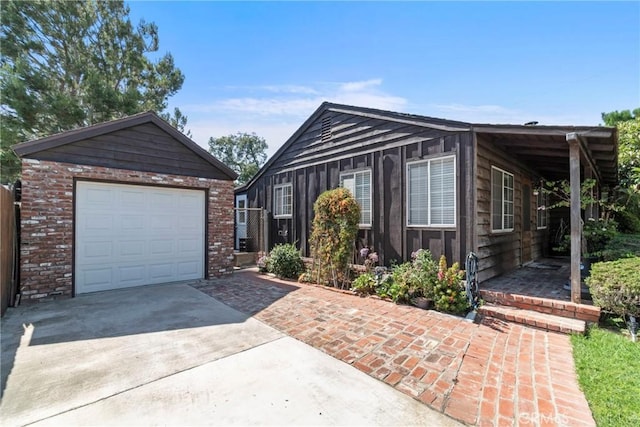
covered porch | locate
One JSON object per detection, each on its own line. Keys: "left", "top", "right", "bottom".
{"left": 478, "top": 257, "right": 601, "bottom": 333}
{"left": 474, "top": 124, "right": 618, "bottom": 305}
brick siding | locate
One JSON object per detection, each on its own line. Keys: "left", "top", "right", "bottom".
{"left": 20, "top": 159, "right": 235, "bottom": 302}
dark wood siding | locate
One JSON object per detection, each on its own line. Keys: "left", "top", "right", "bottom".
{"left": 24, "top": 123, "right": 231, "bottom": 180}
{"left": 247, "top": 109, "right": 474, "bottom": 267}
{"left": 475, "top": 136, "right": 547, "bottom": 281}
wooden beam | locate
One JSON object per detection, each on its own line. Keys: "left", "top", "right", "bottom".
{"left": 567, "top": 133, "right": 582, "bottom": 304}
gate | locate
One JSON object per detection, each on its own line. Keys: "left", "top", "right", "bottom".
{"left": 234, "top": 207, "right": 268, "bottom": 254}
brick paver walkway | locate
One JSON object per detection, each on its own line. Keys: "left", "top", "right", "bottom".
{"left": 192, "top": 270, "right": 594, "bottom": 426}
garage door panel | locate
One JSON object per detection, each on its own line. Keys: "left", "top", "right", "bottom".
{"left": 180, "top": 193, "right": 204, "bottom": 209}
{"left": 177, "top": 261, "right": 201, "bottom": 277}
{"left": 150, "top": 192, "right": 174, "bottom": 209}
{"left": 119, "top": 240, "right": 145, "bottom": 257}
{"left": 178, "top": 238, "right": 201, "bottom": 254}
{"left": 84, "top": 214, "right": 114, "bottom": 233}
{"left": 120, "top": 189, "right": 147, "bottom": 207}
{"left": 150, "top": 215, "right": 175, "bottom": 231}
{"left": 83, "top": 241, "right": 114, "bottom": 258}
{"left": 121, "top": 215, "right": 145, "bottom": 231}
{"left": 150, "top": 239, "right": 174, "bottom": 255}
{"left": 118, "top": 265, "right": 147, "bottom": 285}
{"left": 149, "top": 263, "right": 175, "bottom": 281}
{"left": 81, "top": 267, "right": 113, "bottom": 289}
{"left": 76, "top": 182, "right": 205, "bottom": 294}
{"left": 85, "top": 187, "right": 115, "bottom": 205}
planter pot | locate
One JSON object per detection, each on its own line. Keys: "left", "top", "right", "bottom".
{"left": 412, "top": 297, "right": 432, "bottom": 310}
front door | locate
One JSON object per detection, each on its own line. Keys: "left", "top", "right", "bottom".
{"left": 521, "top": 182, "right": 533, "bottom": 264}
{"left": 235, "top": 194, "right": 247, "bottom": 251}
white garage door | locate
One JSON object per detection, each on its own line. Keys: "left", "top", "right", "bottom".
{"left": 75, "top": 181, "right": 205, "bottom": 294}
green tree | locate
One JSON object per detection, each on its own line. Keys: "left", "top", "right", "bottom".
{"left": 160, "top": 107, "right": 192, "bottom": 138}
{"left": 0, "top": 0, "right": 185, "bottom": 183}
{"left": 601, "top": 109, "right": 640, "bottom": 189}
{"left": 207, "top": 132, "right": 268, "bottom": 185}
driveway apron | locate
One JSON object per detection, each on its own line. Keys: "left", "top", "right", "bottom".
{"left": 194, "top": 270, "right": 595, "bottom": 427}
{"left": 1, "top": 282, "right": 456, "bottom": 426}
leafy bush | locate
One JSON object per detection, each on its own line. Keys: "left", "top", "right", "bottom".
{"left": 433, "top": 255, "right": 468, "bottom": 314}
{"left": 586, "top": 257, "right": 640, "bottom": 319}
{"left": 351, "top": 272, "right": 376, "bottom": 294}
{"left": 309, "top": 188, "right": 360, "bottom": 288}
{"left": 390, "top": 249, "right": 438, "bottom": 302}
{"left": 583, "top": 218, "right": 619, "bottom": 257}
{"left": 600, "top": 234, "right": 640, "bottom": 261}
{"left": 268, "top": 243, "right": 305, "bottom": 279}
{"left": 257, "top": 255, "right": 270, "bottom": 273}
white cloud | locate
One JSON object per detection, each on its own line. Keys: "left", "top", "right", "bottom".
{"left": 339, "top": 78, "right": 383, "bottom": 92}
{"left": 181, "top": 78, "right": 408, "bottom": 156}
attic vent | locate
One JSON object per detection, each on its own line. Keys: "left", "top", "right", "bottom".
{"left": 321, "top": 116, "right": 332, "bottom": 141}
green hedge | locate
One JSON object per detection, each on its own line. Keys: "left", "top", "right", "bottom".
{"left": 587, "top": 257, "right": 640, "bottom": 318}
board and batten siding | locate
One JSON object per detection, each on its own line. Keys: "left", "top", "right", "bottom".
{"left": 475, "top": 136, "right": 547, "bottom": 281}
{"left": 23, "top": 123, "right": 231, "bottom": 180}
{"left": 246, "top": 109, "right": 475, "bottom": 267}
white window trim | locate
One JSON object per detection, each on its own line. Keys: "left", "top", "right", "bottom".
{"left": 273, "top": 183, "right": 292, "bottom": 218}
{"left": 340, "top": 168, "right": 372, "bottom": 227}
{"left": 237, "top": 197, "right": 247, "bottom": 225}
{"left": 491, "top": 166, "right": 514, "bottom": 233}
{"left": 536, "top": 190, "right": 548, "bottom": 230}
{"left": 405, "top": 154, "right": 457, "bottom": 228}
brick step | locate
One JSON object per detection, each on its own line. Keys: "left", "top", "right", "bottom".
{"left": 479, "top": 289, "right": 600, "bottom": 323}
{"left": 477, "top": 304, "right": 587, "bottom": 335}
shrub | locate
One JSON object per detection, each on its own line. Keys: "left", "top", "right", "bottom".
{"left": 600, "top": 234, "right": 640, "bottom": 261}
{"left": 309, "top": 188, "right": 360, "bottom": 288}
{"left": 351, "top": 272, "right": 376, "bottom": 294}
{"left": 389, "top": 249, "right": 438, "bottom": 301}
{"left": 257, "top": 255, "right": 270, "bottom": 273}
{"left": 583, "top": 218, "right": 619, "bottom": 257}
{"left": 586, "top": 257, "right": 640, "bottom": 319}
{"left": 268, "top": 243, "right": 305, "bottom": 279}
{"left": 433, "top": 255, "right": 468, "bottom": 314}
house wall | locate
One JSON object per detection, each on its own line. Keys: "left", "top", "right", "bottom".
{"left": 246, "top": 111, "right": 475, "bottom": 266}
{"left": 475, "top": 136, "right": 547, "bottom": 281}
{"left": 19, "top": 159, "right": 234, "bottom": 302}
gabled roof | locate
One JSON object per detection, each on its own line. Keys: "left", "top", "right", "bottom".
{"left": 237, "top": 102, "right": 618, "bottom": 191}
{"left": 236, "top": 102, "right": 472, "bottom": 192}
{"left": 13, "top": 111, "right": 238, "bottom": 180}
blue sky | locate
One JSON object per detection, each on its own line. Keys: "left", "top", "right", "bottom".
{"left": 127, "top": 1, "right": 640, "bottom": 156}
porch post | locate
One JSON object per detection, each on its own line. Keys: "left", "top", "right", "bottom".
{"left": 567, "top": 133, "right": 582, "bottom": 304}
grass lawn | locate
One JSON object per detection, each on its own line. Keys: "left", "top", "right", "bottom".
{"left": 571, "top": 322, "right": 640, "bottom": 427}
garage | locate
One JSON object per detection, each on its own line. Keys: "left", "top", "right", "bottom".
{"left": 13, "top": 112, "right": 237, "bottom": 302}
{"left": 75, "top": 182, "right": 205, "bottom": 293}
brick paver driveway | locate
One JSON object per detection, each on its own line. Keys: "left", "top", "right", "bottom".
{"left": 193, "top": 270, "right": 594, "bottom": 426}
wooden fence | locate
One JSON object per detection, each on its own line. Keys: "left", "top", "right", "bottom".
{"left": 1, "top": 186, "right": 18, "bottom": 316}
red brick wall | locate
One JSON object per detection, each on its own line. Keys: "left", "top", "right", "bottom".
{"left": 20, "top": 159, "right": 235, "bottom": 301}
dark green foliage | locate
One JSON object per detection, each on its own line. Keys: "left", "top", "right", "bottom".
{"left": 207, "top": 132, "right": 268, "bottom": 185}
{"left": 586, "top": 257, "right": 640, "bottom": 318}
{"left": 599, "top": 234, "right": 640, "bottom": 261}
{"left": 268, "top": 243, "right": 305, "bottom": 279}
{"left": 309, "top": 188, "right": 360, "bottom": 288}
{"left": 0, "top": 0, "right": 185, "bottom": 183}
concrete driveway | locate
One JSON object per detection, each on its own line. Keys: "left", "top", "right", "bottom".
{"left": 0, "top": 283, "right": 458, "bottom": 426}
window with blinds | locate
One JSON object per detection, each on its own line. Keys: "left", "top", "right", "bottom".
{"left": 273, "top": 183, "right": 292, "bottom": 218}
{"left": 491, "top": 166, "right": 514, "bottom": 232}
{"left": 340, "top": 169, "right": 372, "bottom": 226}
{"left": 407, "top": 156, "right": 456, "bottom": 226}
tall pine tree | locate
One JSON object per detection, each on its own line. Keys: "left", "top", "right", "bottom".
{"left": 1, "top": 0, "right": 185, "bottom": 183}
